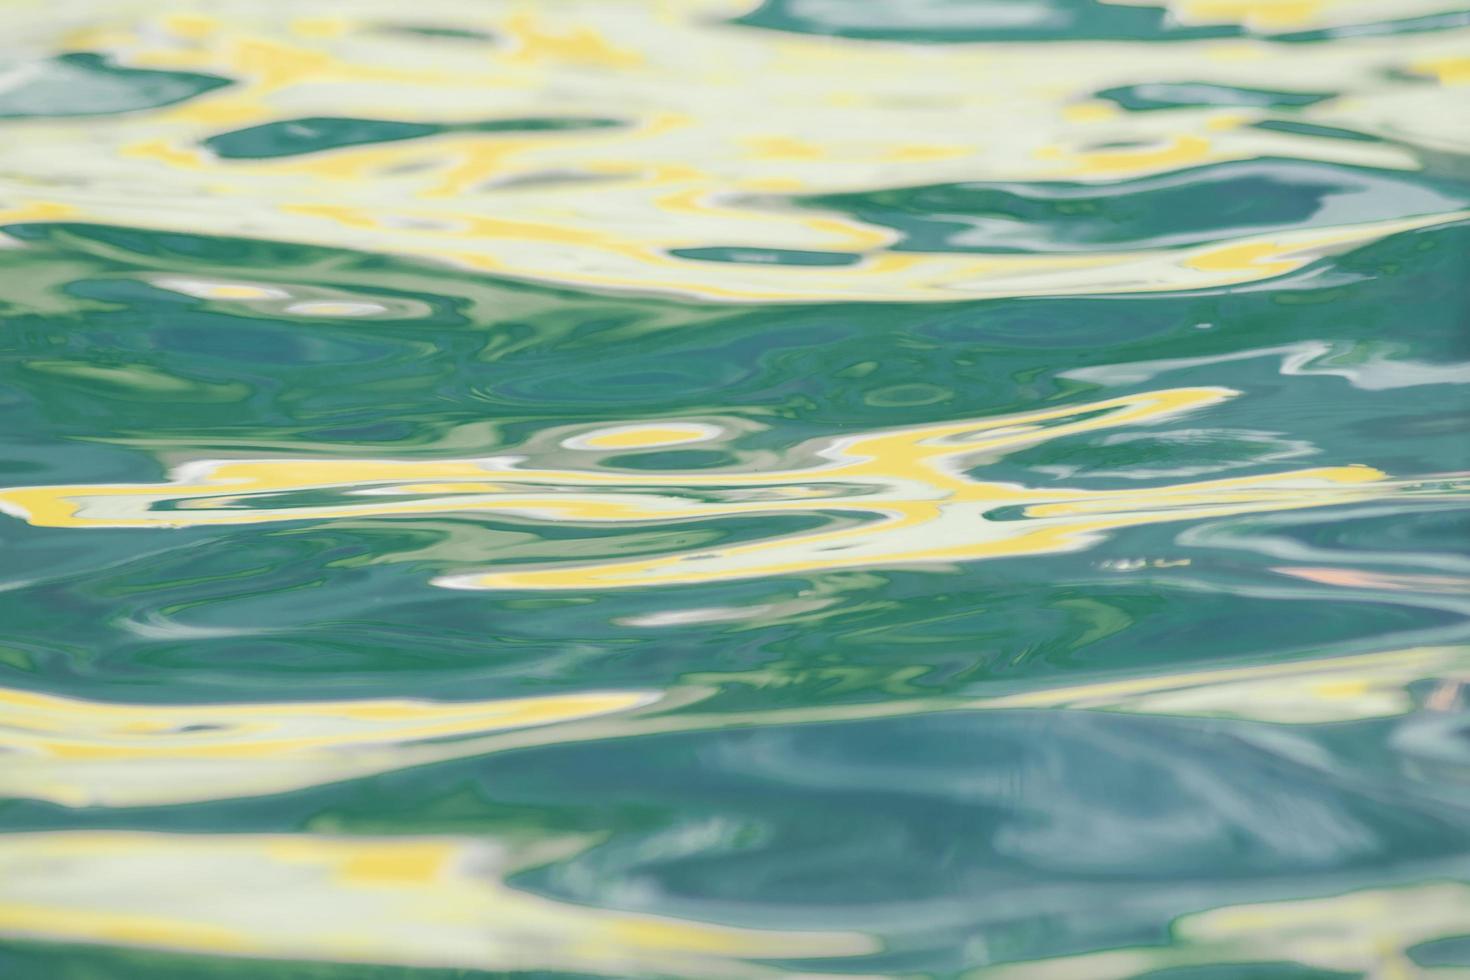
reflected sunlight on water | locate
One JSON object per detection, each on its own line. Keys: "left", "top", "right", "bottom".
{"left": 0, "top": 0, "right": 1468, "bottom": 977}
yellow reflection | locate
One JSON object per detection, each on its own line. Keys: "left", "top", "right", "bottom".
{"left": 0, "top": 0, "right": 1463, "bottom": 301}
{"left": 972, "top": 881, "right": 1470, "bottom": 979}
{"left": 0, "top": 687, "right": 658, "bottom": 807}
{"left": 0, "top": 831, "right": 876, "bottom": 975}
{"left": 571, "top": 422, "right": 723, "bottom": 450}
{"left": 5, "top": 646, "right": 1461, "bottom": 808}
{"left": 1109, "top": 0, "right": 1457, "bottom": 29}
{"left": 153, "top": 279, "right": 288, "bottom": 301}
{"left": 980, "top": 645, "right": 1470, "bottom": 723}
{"left": 0, "top": 387, "right": 1417, "bottom": 590}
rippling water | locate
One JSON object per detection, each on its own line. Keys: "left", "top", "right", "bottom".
{"left": 2, "top": 1, "right": 1469, "bottom": 976}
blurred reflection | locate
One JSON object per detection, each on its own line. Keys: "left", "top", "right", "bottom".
{"left": 0, "top": 831, "right": 876, "bottom": 976}
{"left": 2, "top": 1, "right": 1468, "bottom": 301}
{"left": 6, "top": 646, "right": 1464, "bottom": 807}
{"left": 972, "top": 882, "right": 1470, "bottom": 978}
{"left": 5, "top": 387, "right": 1453, "bottom": 591}
{"left": 0, "top": 686, "right": 660, "bottom": 807}
{"left": 0, "top": 0, "right": 1467, "bottom": 975}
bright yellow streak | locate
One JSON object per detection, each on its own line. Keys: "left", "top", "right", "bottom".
{"left": 0, "top": 0, "right": 1463, "bottom": 302}
{"left": 973, "top": 880, "right": 1470, "bottom": 979}
{"left": 2, "top": 645, "right": 1462, "bottom": 808}
{"left": 0, "top": 687, "right": 658, "bottom": 807}
{"left": 0, "top": 387, "right": 1407, "bottom": 590}
{"left": 576, "top": 423, "right": 719, "bottom": 449}
{"left": 0, "top": 831, "right": 876, "bottom": 975}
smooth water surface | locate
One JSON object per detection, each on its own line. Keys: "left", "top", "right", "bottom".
{"left": 1, "top": 1, "right": 1469, "bottom": 976}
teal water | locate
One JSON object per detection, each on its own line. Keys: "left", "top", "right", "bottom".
{"left": 1, "top": 2, "right": 1470, "bottom": 977}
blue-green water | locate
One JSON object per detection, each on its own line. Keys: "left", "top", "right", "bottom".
{"left": 1, "top": 2, "right": 1469, "bottom": 977}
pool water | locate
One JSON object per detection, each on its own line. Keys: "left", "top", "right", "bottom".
{"left": 1, "top": 1, "right": 1469, "bottom": 976}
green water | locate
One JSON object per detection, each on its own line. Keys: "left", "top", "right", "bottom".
{"left": 2, "top": 2, "right": 1470, "bottom": 977}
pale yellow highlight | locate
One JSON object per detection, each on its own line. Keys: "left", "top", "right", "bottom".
{"left": 1162, "top": 0, "right": 1327, "bottom": 28}
{"left": 1, "top": 646, "right": 1461, "bottom": 809}
{"left": 970, "top": 881, "right": 1470, "bottom": 979}
{"left": 154, "top": 278, "right": 287, "bottom": 301}
{"left": 1071, "top": 134, "right": 1214, "bottom": 174}
{"left": 1062, "top": 102, "right": 1121, "bottom": 124}
{"left": 1413, "top": 54, "right": 1470, "bottom": 84}
{"left": 161, "top": 13, "right": 219, "bottom": 40}
{"left": 504, "top": 10, "right": 645, "bottom": 69}
{"left": 0, "top": 387, "right": 1429, "bottom": 591}
{"left": 0, "top": 687, "right": 657, "bottom": 807}
{"left": 0, "top": 202, "right": 79, "bottom": 225}
{"left": 1106, "top": 0, "right": 1458, "bottom": 30}
{"left": 0, "top": 831, "right": 876, "bottom": 976}
{"left": 574, "top": 423, "right": 721, "bottom": 450}
{"left": 991, "top": 644, "right": 1470, "bottom": 723}
{"left": 0, "top": 0, "right": 1463, "bottom": 302}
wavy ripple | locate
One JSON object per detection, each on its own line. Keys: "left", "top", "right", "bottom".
{"left": 1, "top": 1, "right": 1468, "bottom": 977}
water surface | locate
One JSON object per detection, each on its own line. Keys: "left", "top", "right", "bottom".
{"left": 1, "top": 1, "right": 1469, "bottom": 976}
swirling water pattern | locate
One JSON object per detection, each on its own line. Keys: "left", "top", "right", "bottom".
{"left": 0, "top": 1, "right": 1468, "bottom": 977}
